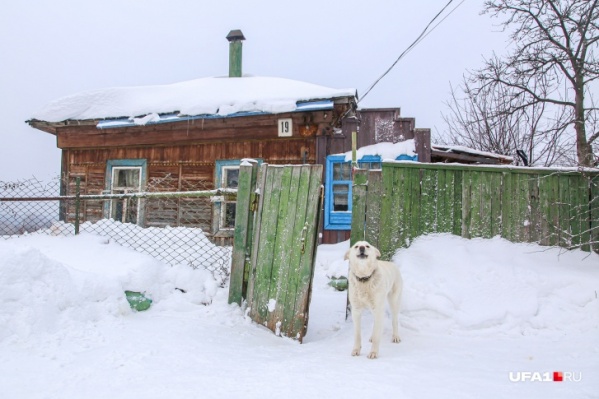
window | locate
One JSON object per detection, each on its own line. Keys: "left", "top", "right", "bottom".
{"left": 105, "top": 159, "right": 147, "bottom": 225}
{"left": 213, "top": 159, "right": 261, "bottom": 236}
{"left": 219, "top": 165, "right": 239, "bottom": 229}
{"left": 324, "top": 155, "right": 383, "bottom": 230}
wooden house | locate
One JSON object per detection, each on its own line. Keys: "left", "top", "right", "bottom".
{"left": 27, "top": 30, "right": 510, "bottom": 245}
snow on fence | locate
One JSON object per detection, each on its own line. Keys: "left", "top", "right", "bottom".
{"left": 351, "top": 163, "right": 599, "bottom": 260}
{"left": 0, "top": 176, "right": 233, "bottom": 285}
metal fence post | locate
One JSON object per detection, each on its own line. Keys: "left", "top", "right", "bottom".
{"left": 75, "top": 177, "right": 80, "bottom": 235}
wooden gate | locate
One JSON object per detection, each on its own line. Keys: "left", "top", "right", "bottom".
{"left": 228, "top": 161, "right": 323, "bottom": 342}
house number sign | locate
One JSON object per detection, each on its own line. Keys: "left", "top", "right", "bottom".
{"left": 278, "top": 118, "right": 293, "bottom": 137}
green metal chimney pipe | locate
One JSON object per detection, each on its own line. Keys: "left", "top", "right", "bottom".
{"left": 226, "top": 29, "right": 245, "bottom": 78}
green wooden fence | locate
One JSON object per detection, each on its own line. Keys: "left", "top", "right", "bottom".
{"left": 351, "top": 163, "right": 599, "bottom": 260}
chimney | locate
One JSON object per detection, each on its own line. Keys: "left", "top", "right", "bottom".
{"left": 226, "top": 29, "right": 245, "bottom": 78}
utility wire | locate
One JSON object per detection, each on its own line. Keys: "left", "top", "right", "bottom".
{"left": 359, "top": 0, "right": 465, "bottom": 104}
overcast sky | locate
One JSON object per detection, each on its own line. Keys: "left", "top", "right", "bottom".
{"left": 0, "top": 0, "right": 508, "bottom": 180}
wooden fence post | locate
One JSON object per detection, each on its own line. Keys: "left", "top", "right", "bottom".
{"left": 350, "top": 169, "right": 368, "bottom": 246}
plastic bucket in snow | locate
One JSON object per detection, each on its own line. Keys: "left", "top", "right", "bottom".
{"left": 328, "top": 276, "right": 348, "bottom": 291}
{"left": 125, "top": 291, "right": 152, "bottom": 311}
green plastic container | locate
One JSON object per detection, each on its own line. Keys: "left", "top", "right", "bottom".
{"left": 328, "top": 276, "right": 348, "bottom": 291}
{"left": 125, "top": 290, "right": 152, "bottom": 311}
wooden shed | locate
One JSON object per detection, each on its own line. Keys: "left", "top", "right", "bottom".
{"left": 26, "top": 30, "right": 509, "bottom": 245}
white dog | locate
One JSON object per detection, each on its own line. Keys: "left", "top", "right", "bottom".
{"left": 345, "top": 241, "right": 403, "bottom": 359}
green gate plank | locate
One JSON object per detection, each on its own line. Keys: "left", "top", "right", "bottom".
{"left": 281, "top": 166, "right": 312, "bottom": 338}
{"left": 228, "top": 160, "right": 258, "bottom": 305}
{"left": 250, "top": 165, "right": 284, "bottom": 323}
{"left": 350, "top": 169, "right": 368, "bottom": 245}
{"left": 479, "top": 171, "right": 492, "bottom": 238}
{"left": 516, "top": 173, "right": 530, "bottom": 242}
{"left": 266, "top": 166, "right": 297, "bottom": 334}
{"left": 489, "top": 172, "right": 502, "bottom": 237}
{"left": 589, "top": 175, "right": 599, "bottom": 252}
{"left": 436, "top": 169, "right": 450, "bottom": 233}
{"left": 420, "top": 169, "right": 437, "bottom": 235}
{"left": 500, "top": 171, "right": 513, "bottom": 241}
{"left": 384, "top": 165, "right": 407, "bottom": 259}
{"left": 568, "top": 174, "right": 584, "bottom": 249}
{"left": 470, "top": 171, "right": 483, "bottom": 238}
{"left": 246, "top": 164, "right": 268, "bottom": 306}
{"left": 548, "top": 174, "right": 560, "bottom": 246}
{"left": 378, "top": 164, "right": 397, "bottom": 260}
{"left": 452, "top": 170, "right": 463, "bottom": 236}
{"left": 528, "top": 175, "right": 541, "bottom": 243}
{"left": 408, "top": 168, "right": 422, "bottom": 244}
{"left": 539, "top": 173, "right": 560, "bottom": 246}
{"left": 290, "top": 165, "right": 323, "bottom": 341}
{"left": 364, "top": 169, "right": 383, "bottom": 248}
{"left": 558, "top": 174, "right": 571, "bottom": 248}
{"left": 461, "top": 170, "right": 473, "bottom": 239}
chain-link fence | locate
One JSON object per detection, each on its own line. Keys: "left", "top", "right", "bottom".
{"left": 0, "top": 175, "right": 234, "bottom": 286}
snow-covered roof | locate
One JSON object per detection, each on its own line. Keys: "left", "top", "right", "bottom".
{"left": 341, "top": 140, "right": 417, "bottom": 162}
{"left": 30, "top": 75, "right": 357, "bottom": 123}
{"left": 431, "top": 144, "right": 513, "bottom": 163}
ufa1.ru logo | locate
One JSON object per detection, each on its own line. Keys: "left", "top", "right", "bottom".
{"left": 508, "top": 371, "right": 582, "bottom": 382}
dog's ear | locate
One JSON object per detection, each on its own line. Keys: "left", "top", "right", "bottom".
{"left": 374, "top": 247, "right": 381, "bottom": 258}
{"left": 344, "top": 249, "right": 350, "bottom": 260}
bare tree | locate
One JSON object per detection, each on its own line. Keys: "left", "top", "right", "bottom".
{"left": 441, "top": 75, "right": 575, "bottom": 166}
{"left": 478, "top": 0, "right": 599, "bottom": 167}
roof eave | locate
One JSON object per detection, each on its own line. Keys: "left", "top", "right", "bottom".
{"left": 26, "top": 119, "right": 99, "bottom": 135}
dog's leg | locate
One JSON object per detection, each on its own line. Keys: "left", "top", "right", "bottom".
{"left": 351, "top": 307, "right": 362, "bottom": 356}
{"left": 389, "top": 290, "right": 401, "bottom": 343}
{"left": 368, "top": 306, "right": 385, "bottom": 359}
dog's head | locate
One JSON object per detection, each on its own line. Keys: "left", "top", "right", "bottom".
{"left": 344, "top": 241, "right": 381, "bottom": 262}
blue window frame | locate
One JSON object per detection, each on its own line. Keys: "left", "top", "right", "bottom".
{"left": 324, "top": 155, "right": 381, "bottom": 230}
{"left": 324, "top": 154, "right": 417, "bottom": 230}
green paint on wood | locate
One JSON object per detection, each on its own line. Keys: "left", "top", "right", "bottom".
{"left": 353, "top": 163, "right": 599, "bottom": 260}
{"left": 364, "top": 170, "right": 383, "bottom": 248}
{"left": 228, "top": 161, "right": 259, "bottom": 305}
{"left": 242, "top": 164, "right": 322, "bottom": 342}
{"left": 350, "top": 169, "right": 368, "bottom": 245}
{"left": 378, "top": 165, "right": 396, "bottom": 260}
{"left": 420, "top": 169, "right": 437, "bottom": 235}
{"left": 589, "top": 175, "right": 599, "bottom": 252}
{"left": 489, "top": 172, "right": 502, "bottom": 238}
{"left": 229, "top": 40, "right": 243, "bottom": 78}
{"left": 291, "top": 166, "right": 323, "bottom": 339}
{"left": 408, "top": 168, "right": 421, "bottom": 244}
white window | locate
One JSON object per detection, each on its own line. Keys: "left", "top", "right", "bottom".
{"left": 219, "top": 165, "right": 239, "bottom": 229}
{"left": 104, "top": 159, "right": 147, "bottom": 224}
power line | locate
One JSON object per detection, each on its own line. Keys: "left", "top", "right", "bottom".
{"left": 359, "top": 0, "right": 465, "bottom": 104}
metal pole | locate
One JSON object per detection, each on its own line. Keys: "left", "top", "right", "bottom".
{"left": 352, "top": 131, "right": 358, "bottom": 169}
{"left": 75, "top": 177, "right": 80, "bottom": 235}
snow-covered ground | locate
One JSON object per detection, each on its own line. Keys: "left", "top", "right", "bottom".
{"left": 1, "top": 231, "right": 598, "bottom": 398}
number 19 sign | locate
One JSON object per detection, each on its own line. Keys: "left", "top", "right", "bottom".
{"left": 278, "top": 118, "right": 293, "bottom": 137}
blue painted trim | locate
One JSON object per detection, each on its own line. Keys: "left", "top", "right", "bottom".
{"left": 96, "top": 100, "right": 334, "bottom": 129}
{"left": 396, "top": 154, "right": 418, "bottom": 161}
